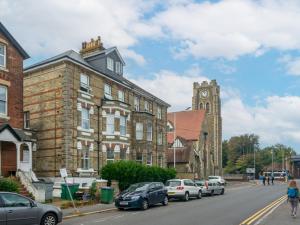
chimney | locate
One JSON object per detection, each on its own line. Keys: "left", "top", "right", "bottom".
{"left": 80, "top": 36, "right": 104, "bottom": 57}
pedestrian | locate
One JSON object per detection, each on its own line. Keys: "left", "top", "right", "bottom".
{"left": 287, "top": 180, "right": 299, "bottom": 218}
{"left": 267, "top": 176, "right": 270, "bottom": 185}
{"left": 262, "top": 175, "right": 266, "bottom": 186}
{"left": 271, "top": 175, "right": 274, "bottom": 185}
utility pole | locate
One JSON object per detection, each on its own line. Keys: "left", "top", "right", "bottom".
{"left": 253, "top": 146, "right": 256, "bottom": 180}
{"left": 173, "top": 112, "right": 176, "bottom": 169}
{"left": 272, "top": 148, "right": 274, "bottom": 174}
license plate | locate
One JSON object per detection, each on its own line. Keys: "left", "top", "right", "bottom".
{"left": 168, "top": 192, "right": 175, "bottom": 195}
{"left": 120, "top": 201, "right": 128, "bottom": 206}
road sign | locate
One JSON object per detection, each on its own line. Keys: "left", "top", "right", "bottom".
{"left": 246, "top": 168, "right": 255, "bottom": 173}
{"left": 60, "top": 168, "right": 68, "bottom": 178}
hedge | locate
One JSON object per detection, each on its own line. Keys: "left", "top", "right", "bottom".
{"left": 0, "top": 178, "right": 19, "bottom": 193}
{"left": 101, "top": 160, "right": 176, "bottom": 191}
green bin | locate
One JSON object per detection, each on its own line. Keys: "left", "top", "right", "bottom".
{"left": 101, "top": 187, "right": 114, "bottom": 204}
{"left": 61, "top": 183, "right": 80, "bottom": 200}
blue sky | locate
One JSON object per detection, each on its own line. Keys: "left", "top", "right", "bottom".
{"left": 1, "top": 0, "right": 300, "bottom": 151}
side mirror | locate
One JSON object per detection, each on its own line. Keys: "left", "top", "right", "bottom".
{"left": 30, "top": 201, "right": 37, "bottom": 208}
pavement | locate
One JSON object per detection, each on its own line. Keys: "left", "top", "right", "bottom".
{"left": 60, "top": 181, "right": 287, "bottom": 225}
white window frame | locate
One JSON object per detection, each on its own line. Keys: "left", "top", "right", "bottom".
{"left": 158, "top": 155, "right": 163, "bottom": 168}
{"left": 147, "top": 122, "right": 152, "bottom": 141}
{"left": 136, "top": 123, "right": 143, "bottom": 140}
{"left": 107, "top": 57, "right": 114, "bottom": 71}
{"left": 106, "top": 114, "right": 115, "bottom": 135}
{"left": 24, "top": 111, "right": 30, "bottom": 129}
{"left": 158, "top": 131, "right": 163, "bottom": 145}
{"left": 107, "top": 148, "right": 115, "bottom": 163}
{"left": 104, "top": 84, "right": 112, "bottom": 99}
{"left": 0, "top": 85, "right": 7, "bottom": 116}
{"left": 81, "top": 108, "right": 90, "bottom": 130}
{"left": 118, "top": 90, "right": 124, "bottom": 102}
{"left": 0, "top": 43, "right": 6, "bottom": 69}
{"left": 81, "top": 150, "right": 90, "bottom": 170}
{"left": 144, "top": 101, "right": 149, "bottom": 112}
{"left": 136, "top": 153, "right": 143, "bottom": 164}
{"left": 157, "top": 106, "right": 162, "bottom": 119}
{"left": 115, "top": 61, "right": 122, "bottom": 74}
{"left": 147, "top": 151, "right": 152, "bottom": 165}
{"left": 80, "top": 74, "right": 90, "bottom": 93}
{"left": 120, "top": 115, "right": 126, "bottom": 136}
{"left": 134, "top": 96, "right": 140, "bottom": 111}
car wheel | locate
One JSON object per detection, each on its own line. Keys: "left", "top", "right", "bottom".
{"left": 162, "top": 196, "right": 168, "bottom": 206}
{"left": 220, "top": 189, "right": 224, "bottom": 195}
{"left": 197, "top": 191, "right": 202, "bottom": 199}
{"left": 141, "top": 199, "right": 149, "bottom": 210}
{"left": 41, "top": 213, "right": 57, "bottom": 225}
{"left": 184, "top": 192, "right": 189, "bottom": 201}
{"left": 210, "top": 190, "right": 214, "bottom": 196}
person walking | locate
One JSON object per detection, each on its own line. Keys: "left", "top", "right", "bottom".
{"left": 287, "top": 180, "right": 299, "bottom": 218}
{"left": 262, "top": 175, "right": 266, "bottom": 186}
{"left": 271, "top": 174, "right": 274, "bottom": 185}
{"left": 267, "top": 176, "right": 270, "bottom": 185}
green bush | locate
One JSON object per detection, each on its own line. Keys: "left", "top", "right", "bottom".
{"left": 0, "top": 178, "right": 19, "bottom": 193}
{"left": 101, "top": 160, "right": 176, "bottom": 191}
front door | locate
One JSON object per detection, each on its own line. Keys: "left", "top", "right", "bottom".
{"left": 1, "top": 142, "right": 17, "bottom": 177}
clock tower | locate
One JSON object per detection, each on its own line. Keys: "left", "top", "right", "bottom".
{"left": 192, "top": 80, "right": 222, "bottom": 176}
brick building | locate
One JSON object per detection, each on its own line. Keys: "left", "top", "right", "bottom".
{"left": 24, "top": 37, "right": 169, "bottom": 178}
{"left": 0, "top": 23, "right": 35, "bottom": 177}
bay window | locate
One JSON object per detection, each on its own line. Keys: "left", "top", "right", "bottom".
{"left": 106, "top": 114, "right": 115, "bottom": 135}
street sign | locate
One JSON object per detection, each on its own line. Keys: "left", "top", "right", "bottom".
{"left": 60, "top": 168, "right": 68, "bottom": 178}
{"left": 246, "top": 168, "right": 255, "bottom": 173}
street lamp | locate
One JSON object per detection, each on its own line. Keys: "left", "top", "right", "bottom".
{"left": 173, "top": 112, "right": 176, "bottom": 168}
{"left": 271, "top": 148, "right": 274, "bottom": 175}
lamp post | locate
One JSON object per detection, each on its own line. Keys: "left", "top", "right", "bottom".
{"left": 173, "top": 112, "right": 176, "bottom": 168}
{"left": 271, "top": 148, "right": 274, "bottom": 175}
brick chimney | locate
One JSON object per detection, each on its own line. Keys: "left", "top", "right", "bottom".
{"left": 80, "top": 36, "right": 105, "bottom": 57}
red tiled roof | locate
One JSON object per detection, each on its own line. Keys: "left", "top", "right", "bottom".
{"left": 167, "top": 110, "right": 206, "bottom": 143}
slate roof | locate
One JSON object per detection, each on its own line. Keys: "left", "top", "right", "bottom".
{"left": 24, "top": 49, "right": 170, "bottom": 107}
{"left": 0, "top": 22, "right": 29, "bottom": 59}
{"left": 167, "top": 110, "right": 206, "bottom": 142}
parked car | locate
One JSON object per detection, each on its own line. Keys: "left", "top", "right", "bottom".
{"left": 166, "top": 179, "right": 202, "bottom": 201}
{"left": 115, "top": 182, "right": 168, "bottom": 210}
{"left": 194, "top": 180, "right": 210, "bottom": 195}
{"left": 208, "top": 176, "right": 226, "bottom": 185}
{"left": 0, "top": 192, "right": 62, "bottom": 225}
{"left": 207, "top": 181, "right": 225, "bottom": 196}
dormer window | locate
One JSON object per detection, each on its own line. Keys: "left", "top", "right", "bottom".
{"left": 116, "top": 61, "right": 122, "bottom": 74}
{"left": 107, "top": 57, "right": 114, "bottom": 71}
{"left": 80, "top": 74, "right": 90, "bottom": 93}
{"left": 118, "top": 90, "right": 124, "bottom": 102}
{"left": 104, "top": 84, "right": 112, "bottom": 99}
{"left": 0, "top": 43, "right": 6, "bottom": 68}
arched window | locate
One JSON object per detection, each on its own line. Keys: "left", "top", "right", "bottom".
{"left": 199, "top": 103, "right": 203, "bottom": 109}
{"left": 206, "top": 103, "right": 210, "bottom": 113}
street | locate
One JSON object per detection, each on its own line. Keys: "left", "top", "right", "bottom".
{"left": 61, "top": 182, "right": 287, "bottom": 225}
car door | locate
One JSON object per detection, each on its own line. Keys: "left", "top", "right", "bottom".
{"left": 0, "top": 193, "right": 39, "bottom": 225}
{"left": 156, "top": 183, "right": 166, "bottom": 202}
{"left": 0, "top": 198, "right": 6, "bottom": 225}
{"left": 147, "top": 183, "right": 158, "bottom": 205}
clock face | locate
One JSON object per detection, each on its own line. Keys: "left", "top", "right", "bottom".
{"left": 201, "top": 90, "right": 208, "bottom": 98}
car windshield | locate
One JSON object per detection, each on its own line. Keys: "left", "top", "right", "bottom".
{"left": 126, "top": 183, "right": 149, "bottom": 192}
{"left": 208, "top": 176, "right": 219, "bottom": 180}
{"left": 195, "top": 181, "right": 205, "bottom": 186}
{"left": 166, "top": 180, "right": 181, "bottom": 187}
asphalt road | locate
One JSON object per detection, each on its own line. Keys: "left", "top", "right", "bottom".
{"left": 61, "top": 182, "right": 287, "bottom": 225}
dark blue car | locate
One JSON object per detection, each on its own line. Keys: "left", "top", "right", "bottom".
{"left": 115, "top": 182, "right": 168, "bottom": 210}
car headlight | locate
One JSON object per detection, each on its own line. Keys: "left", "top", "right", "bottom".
{"left": 131, "top": 196, "right": 140, "bottom": 200}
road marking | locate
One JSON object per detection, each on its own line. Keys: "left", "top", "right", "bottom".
{"left": 239, "top": 195, "right": 287, "bottom": 225}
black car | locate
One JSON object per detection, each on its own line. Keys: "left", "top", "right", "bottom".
{"left": 115, "top": 182, "right": 168, "bottom": 210}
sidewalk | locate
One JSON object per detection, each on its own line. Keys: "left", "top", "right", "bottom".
{"left": 62, "top": 202, "right": 115, "bottom": 218}
{"left": 259, "top": 200, "right": 299, "bottom": 225}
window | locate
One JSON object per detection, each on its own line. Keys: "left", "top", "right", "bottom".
{"left": 104, "top": 84, "right": 112, "bottom": 99}
{"left": 106, "top": 114, "right": 115, "bottom": 135}
{"left": 0, "top": 85, "right": 7, "bottom": 115}
{"left": 107, "top": 57, "right": 114, "bottom": 71}
{"left": 118, "top": 90, "right": 124, "bottom": 102}
{"left": 81, "top": 150, "right": 90, "bottom": 170}
{"left": 0, "top": 43, "right": 6, "bottom": 68}
{"left": 134, "top": 96, "right": 140, "bottom": 111}
{"left": 80, "top": 74, "right": 90, "bottom": 93}
{"left": 24, "top": 111, "right": 30, "bottom": 129}
{"left": 120, "top": 116, "right": 126, "bottom": 136}
{"left": 120, "top": 149, "right": 126, "bottom": 160}
{"left": 136, "top": 152, "right": 143, "bottom": 164}
{"left": 158, "top": 131, "right": 163, "bottom": 145}
{"left": 145, "top": 101, "right": 149, "bottom": 112}
{"left": 147, "top": 150, "right": 152, "bottom": 165}
{"left": 81, "top": 108, "right": 90, "bottom": 130}
{"left": 157, "top": 106, "right": 162, "bottom": 119}
{"left": 206, "top": 103, "right": 210, "bottom": 113}
{"left": 158, "top": 155, "right": 163, "bottom": 167}
{"left": 1, "top": 193, "right": 31, "bottom": 207}
{"left": 199, "top": 103, "right": 203, "bottom": 109}
{"left": 136, "top": 123, "right": 143, "bottom": 140}
{"left": 116, "top": 61, "right": 122, "bottom": 74}
{"left": 147, "top": 122, "right": 152, "bottom": 141}
{"left": 107, "top": 148, "right": 114, "bottom": 163}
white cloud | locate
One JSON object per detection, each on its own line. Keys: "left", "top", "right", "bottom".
{"left": 152, "top": 0, "right": 300, "bottom": 59}
{"left": 129, "top": 65, "right": 209, "bottom": 111}
{"left": 279, "top": 55, "right": 300, "bottom": 76}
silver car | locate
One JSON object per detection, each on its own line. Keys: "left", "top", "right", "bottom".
{"left": 166, "top": 179, "right": 202, "bottom": 201}
{"left": 0, "top": 192, "right": 62, "bottom": 225}
{"left": 195, "top": 180, "right": 225, "bottom": 196}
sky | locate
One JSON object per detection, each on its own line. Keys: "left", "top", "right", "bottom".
{"left": 1, "top": 0, "right": 300, "bottom": 151}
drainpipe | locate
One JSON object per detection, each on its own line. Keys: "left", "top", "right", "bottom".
{"left": 96, "top": 98, "right": 104, "bottom": 177}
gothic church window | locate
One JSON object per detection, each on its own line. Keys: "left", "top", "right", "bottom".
{"left": 206, "top": 103, "right": 210, "bottom": 113}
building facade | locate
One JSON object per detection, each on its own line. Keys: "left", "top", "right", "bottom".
{"left": 0, "top": 23, "right": 35, "bottom": 177}
{"left": 24, "top": 37, "right": 169, "bottom": 178}
{"left": 192, "top": 80, "right": 222, "bottom": 176}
